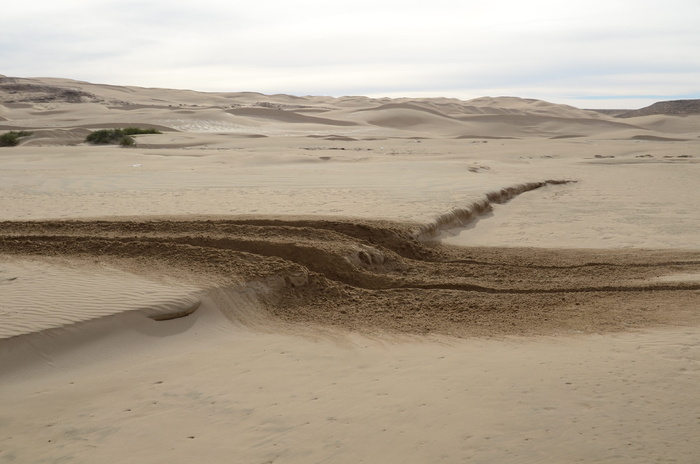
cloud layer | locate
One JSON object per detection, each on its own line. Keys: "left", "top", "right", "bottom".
{"left": 3, "top": 0, "right": 699, "bottom": 108}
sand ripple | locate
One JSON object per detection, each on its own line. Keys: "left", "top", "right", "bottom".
{"left": 0, "top": 258, "right": 200, "bottom": 339}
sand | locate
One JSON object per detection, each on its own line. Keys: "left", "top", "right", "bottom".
{"left": 1, "top": 76, "right": 699, "bottom": 463}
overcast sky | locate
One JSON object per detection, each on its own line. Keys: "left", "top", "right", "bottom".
{"left": 2, "top": 0, "right": 699, "bottom": 108}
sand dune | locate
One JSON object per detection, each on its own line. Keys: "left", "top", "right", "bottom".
{"left": 227, "top": 107, "right": 358, "bottom": 126}
{"left": 6, "top": 75, "right": 695, "bottom": 139}
{"left": 350, "top": 106, "right": 467, "bottom": 134}
{"left": 1, "top": 76, "right": 700, "bottom": 463}
{"left": 0, "top": 257, "right": 201, "bottom": 339}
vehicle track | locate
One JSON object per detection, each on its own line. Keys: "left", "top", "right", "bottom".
{"left": 2, "top": 218, "right": 699, "bottom": 337}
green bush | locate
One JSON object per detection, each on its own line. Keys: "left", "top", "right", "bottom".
{"left": 121, "top": 127, "right": 160, "bottom": 136}
{"left": 85, "top": 127, "right": 161, "bottom": 146}
{"left": 119, "top": 136, "right": 136, "bottom": 147}
{"left": 0, "top": 130, "right": 33, "bottom": 147}
{"left": 85, "top": 129, "right": 116, "bottom": 144}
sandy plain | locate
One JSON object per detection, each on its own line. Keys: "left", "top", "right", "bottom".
{"left": 1, "top": 76, "right": 699, "bottom": 463}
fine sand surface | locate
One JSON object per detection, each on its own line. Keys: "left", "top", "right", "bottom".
{"left": 1, "top": 77, "right": 700, "bottom": 463}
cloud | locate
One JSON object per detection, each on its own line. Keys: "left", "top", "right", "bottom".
{"left": 1, "top": 0, "right": 699, "bottom": 108}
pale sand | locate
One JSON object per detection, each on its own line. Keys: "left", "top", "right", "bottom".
{"left": 1, "top": 77, "right": 699, "bottom": 463}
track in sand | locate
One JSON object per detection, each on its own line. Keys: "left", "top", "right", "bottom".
{"left": 2, "top": 217, "right": 699, "bottom": 339}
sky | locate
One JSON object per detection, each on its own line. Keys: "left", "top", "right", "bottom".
{"left": 2, "top": 0, "right": 699, "bottom": 109}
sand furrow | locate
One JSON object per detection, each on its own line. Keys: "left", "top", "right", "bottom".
{"left": 2, "top": 218, "right": 699, "bottom": 338}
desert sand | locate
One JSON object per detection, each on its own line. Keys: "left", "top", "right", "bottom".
{"left": 1, "top": 76, "right": 699, "bottom": 463}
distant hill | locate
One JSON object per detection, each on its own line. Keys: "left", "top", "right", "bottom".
{"left": 0, "top": 75, "right": 604, "bottom": 118}
{"left": 0, "top": 75, "right": 99, "bottom": 103}
{"left": 1, "top": 75, "right": 691, "bottom": 139}
{"left": 614, "top": 99, "right": 700, "bottom": 118}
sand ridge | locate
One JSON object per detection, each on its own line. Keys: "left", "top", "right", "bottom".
{"left": 2, "top": 218, "right": 699, "bottom": 339}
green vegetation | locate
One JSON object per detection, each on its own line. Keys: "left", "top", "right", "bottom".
{"left": 85, "top": 127, "right": 161, "bottom": 147}
{"left": 0, "top": 130, "right": 33, "bottom": 147}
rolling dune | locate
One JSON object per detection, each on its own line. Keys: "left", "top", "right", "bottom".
{"left": 4, "top": 75, "right": 689, "bottom": 139}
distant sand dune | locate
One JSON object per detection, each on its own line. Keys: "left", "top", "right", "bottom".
{"left": 228, "top": 107, "right": 358, "bottom": 126}
{"left": 3, "top": 76, "right": 690, "bottom": 139}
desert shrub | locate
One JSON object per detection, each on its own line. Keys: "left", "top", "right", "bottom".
{"left": 119, "top": 136, "right": 136, "bottom": 147}
{"left": 85, "top": 127, "right": 161, "bottom": 146}
{"left": 85, "top": 129, "right": 118, "bottom": 144}
{"left": 0, "top": 130, "right": 33, "bottom": 147}
{"left": 121, "top": 127, "right": 161, "bottom": 136}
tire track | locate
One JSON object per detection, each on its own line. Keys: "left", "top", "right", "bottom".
{"left": 2, "top": 218, "right": 699, "bottom": 337}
